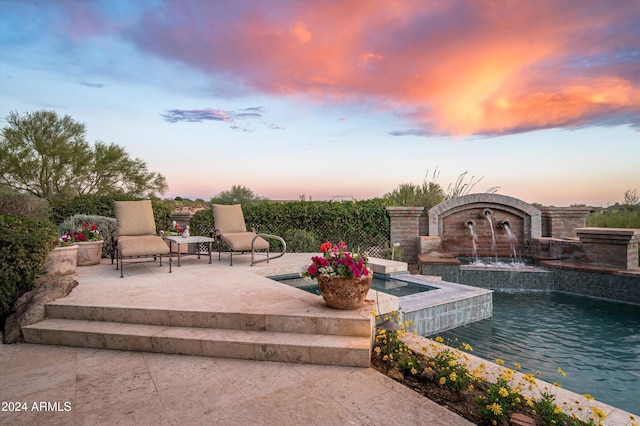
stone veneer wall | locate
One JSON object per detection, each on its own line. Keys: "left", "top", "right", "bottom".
{"left": 539, "top": 207, "right": 592, "bottom": 239}
{"left": 428, "top": 194, "right": 541, "bottom": 258}
{"left": 575, "top": 227, "right": 640, "bottom": 270}
{"left": 386, "top": 207, "right": 424, "bottom": 263}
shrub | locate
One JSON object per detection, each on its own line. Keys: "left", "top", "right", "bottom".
{"left": 282, "top": 229, "right": 319, "bottom": 253}
{"left": 58, "top": 214, "right": 117, "bottom": 258}
{"left": 0, "top": 189, "right": 50, "bottom": 221}
{"left": 0, "top": 214, "right": 57, "bottom": 327}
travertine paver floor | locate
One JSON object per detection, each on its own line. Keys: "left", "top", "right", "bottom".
{"left": 0, "top": 341, "right": 474, "bottom": 425}
{"left": 1, "top": 254, "right": 473, "bottom": 425}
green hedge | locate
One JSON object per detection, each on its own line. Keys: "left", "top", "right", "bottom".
{"left": 0, "top": 215, "right": 57, "bottom": 326}
{"left": 190, "top": 199, "right": 391, "bottom": 255}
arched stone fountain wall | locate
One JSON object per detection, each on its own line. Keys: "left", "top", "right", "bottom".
{"left": 428, "top": 194, "right": 542, "bottom": 258}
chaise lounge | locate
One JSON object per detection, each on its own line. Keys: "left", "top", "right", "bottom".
{"left": 212, "top": 203, "right": 286, "bottom": 266}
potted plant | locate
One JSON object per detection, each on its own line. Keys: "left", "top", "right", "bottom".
{"left": 303, "top": 241, "right": 372, "bottom": 309}
{"left": 46, "top": 234, "right": 78, "bottom": 275}
{"left": 70, "top": 222, "right": 104, "bottom": 266}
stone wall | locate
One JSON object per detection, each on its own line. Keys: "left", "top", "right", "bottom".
{"left": 386, "top": 207, "right": 424, "bottom": 263}
{"left": 539, "top": 207, "right": 592, "bottom": 239}
{"left": 576, "top": 227, "right": 640, "bottom": 270}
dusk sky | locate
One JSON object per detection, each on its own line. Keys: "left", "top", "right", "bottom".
{"left": 1, "top": 0, "right": 638, "bottom": 206}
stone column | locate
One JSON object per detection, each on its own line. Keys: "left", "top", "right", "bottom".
{"left": 540, "top": 207, "right": 592, "bottom": 239}
{"left": 386, "top": 207, "right": 424, "bottom": 263}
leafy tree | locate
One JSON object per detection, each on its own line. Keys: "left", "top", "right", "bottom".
{"left": 623, "top": 188, "right": 639, "bottom": 206}
{"left": 0, "top": 110, "right": 167, "bottom": 201}
{"left": 210, "top": 185, "right": 268, "bottom": 205}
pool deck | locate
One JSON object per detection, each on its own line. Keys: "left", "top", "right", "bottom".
{"left": 2, "top": 252, "right": 636, "bottom": 424}
{"left": 0, "top": 253, "right": 474, "bottom": 425}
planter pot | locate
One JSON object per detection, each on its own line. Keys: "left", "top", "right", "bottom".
{"left": 45, "top": 245, "right": 78, "bottom": 276}
{"left": 76, "top": 240, "right": 104, "bottom": 266}
{"left": 317, "top": 274, "right": 373, "bottom": 310}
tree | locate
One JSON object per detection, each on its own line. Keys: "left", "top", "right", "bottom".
{"left": 210, "top": 185, "right": 267, "bottom": 205}
{"left": 0, "top": 110, "right": 167, "bottom": 200}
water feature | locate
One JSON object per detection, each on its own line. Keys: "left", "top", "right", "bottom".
{"left": 430, "top": 291, "right": 640, "bottom": 415}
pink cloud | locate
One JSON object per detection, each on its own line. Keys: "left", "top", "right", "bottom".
{"left": 66, "top": 0, "right": 640, "bottom": 136}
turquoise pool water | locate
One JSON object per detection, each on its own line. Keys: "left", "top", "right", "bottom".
{"left": 272, "top": 274, "right": 434, "bottom": 297}
{"left": 432, "top": 291, "right": 640, "bottom": 415}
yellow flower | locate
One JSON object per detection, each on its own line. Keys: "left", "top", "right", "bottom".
{"left": 448, "top": 360, "right": 457, "bottom": 367}
{"left": 551, "top": 421, "right": 556, "bottom": 425}
{"left": 461, "top": 342, "right": 473, "bottom": 352}
{"left": 487, "top": 402, "right": 503, "bottom": 415}
{"left": 554, "top": 406, "right": 563, "bottom": 414}
{"left": 591, "top": 406, "right": 606, "bottom": 420}
{"left": 439, "top": 377, "right": 447, "bottom": 385}
{"left": 492, "top": 421, "right": 497, "bottom": 426}
{"left": 435, "top": 336, "right": 444, "bottom": 343}
{"left": 557, "top": 367, "right": 567, "bottom": 377}
{"left": 515, "top": 397, "right": 521, "bottom": 404}
{"left": 525, "top": 398, "right": 534, "bottom": 408}
{"left": 513, "top": 362, "right": 521, "bottom": 370}
{"left": 374, "top": 347, "right": 381, "bottom": 355}
{"left": 449, "top": 372, "right": 457, "bottom": 381}
{"left": 498, "top": 387, "right": 509, "bottom": 398}
{"left": 582, "top": 394, "right": 595, "bottom": 400}
{"left": 495, "top": 358, "right": 505, "bottom": 366}
{"left": 552, "top": 381, "right": 562, "bottom": 388}
{"left": 410, "top": 368, "right": 417, "bottom": 375}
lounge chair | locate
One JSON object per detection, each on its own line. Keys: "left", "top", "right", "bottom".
{"left": 112, "top": 200, "right": 170, "bottom": 277}
{"left": 212, "top": 204, "right": 286, "bottom": 266}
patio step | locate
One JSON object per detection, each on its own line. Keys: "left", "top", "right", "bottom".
{"left": 22, "top": 319, "right": 371, "bottom": 366}
{"left": 43, "top": 304, "right": 372, "bottom": 337}
{"left": 22, "top": 301, "right": 374, "bottom": 367}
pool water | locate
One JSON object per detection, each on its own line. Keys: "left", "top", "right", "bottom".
{"left": 272, "top": 274, "right": 434, "bottom": 298}
{"left": 431, "top": 291, "right": 640, "bottom": 415}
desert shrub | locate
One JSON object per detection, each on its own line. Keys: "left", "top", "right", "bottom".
{"left": 586, "top": 205, "right": 640, "bottom": 228}
{"left": 0, "top": 214, "right": 57, "bottom": 327}
{"left": 0, "top": 189, "right": 50, "bottom": 221}
{"left": 58, "top": 214, "right": 117, "bottom": 258}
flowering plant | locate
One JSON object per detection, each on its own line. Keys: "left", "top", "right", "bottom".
{"left": 53, "top": 222, "right": 102, "bottom": 247}
{"left": 303, "top": 241, "right": 370, "bottom": 279}
{"left": 160, "top": 221, "right": 186, "bottom": 236}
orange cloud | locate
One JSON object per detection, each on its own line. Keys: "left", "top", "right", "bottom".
{"left": 119, "top": 0, "right": 640, "bottom": 135}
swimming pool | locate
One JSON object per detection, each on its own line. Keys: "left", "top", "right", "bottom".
{"left": 431, "top": 291, "right": 640, "bottom": 415}
{"left": 271, "top": 274, "right": 435, "bottom": 297}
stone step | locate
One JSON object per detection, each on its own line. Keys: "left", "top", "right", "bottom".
{"left": 22, "top": 318, "right": 372, "bottom": 367}
{"left": 45, "top": 304, "right": 372, "bottom": 337}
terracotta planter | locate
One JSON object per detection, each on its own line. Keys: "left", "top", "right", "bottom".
{"left": 317, "top": 274, "right": 373, "bottom": 310}
{"left": 76, "top": 240, "right": 104, "bottom": 266}
{"left": 45, "top": 245, "right": 78, "bottom": 276}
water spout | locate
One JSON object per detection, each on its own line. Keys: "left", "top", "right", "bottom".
{"left": 500, "top": 221, "right": 518, "bottom": 260}
{"left": 465, "top": 219, "right": 478, "bottom": 260}
{"left": 483, "top": 209, "right": 497, "bottom": 254}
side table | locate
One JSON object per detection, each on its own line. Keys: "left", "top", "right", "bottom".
{"left": 163, "top": 236, "right": 216, "bottom": 271}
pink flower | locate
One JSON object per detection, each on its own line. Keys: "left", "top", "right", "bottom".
{"left": 307, "top": 264, "right": 318, "bottom": 276}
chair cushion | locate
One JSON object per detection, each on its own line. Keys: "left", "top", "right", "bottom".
{"left": 212, "top": 204, "right": 247, "bottom": 233}
{"left": 115, "top": 200, "right": 157, "bottom": 236}
{"left": 117, "top": 235, "right": 170, "bottom": 257}
{"left": 220, "top": 232, "right": 269, "bottom": 251}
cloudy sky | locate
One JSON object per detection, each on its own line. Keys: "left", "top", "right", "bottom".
{"left": 1, "top": 0, "right": 638, "bottom": 206}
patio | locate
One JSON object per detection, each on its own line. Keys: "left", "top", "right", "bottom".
{"left": 0, "top": 252, "right": 475, "bottom": 425}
